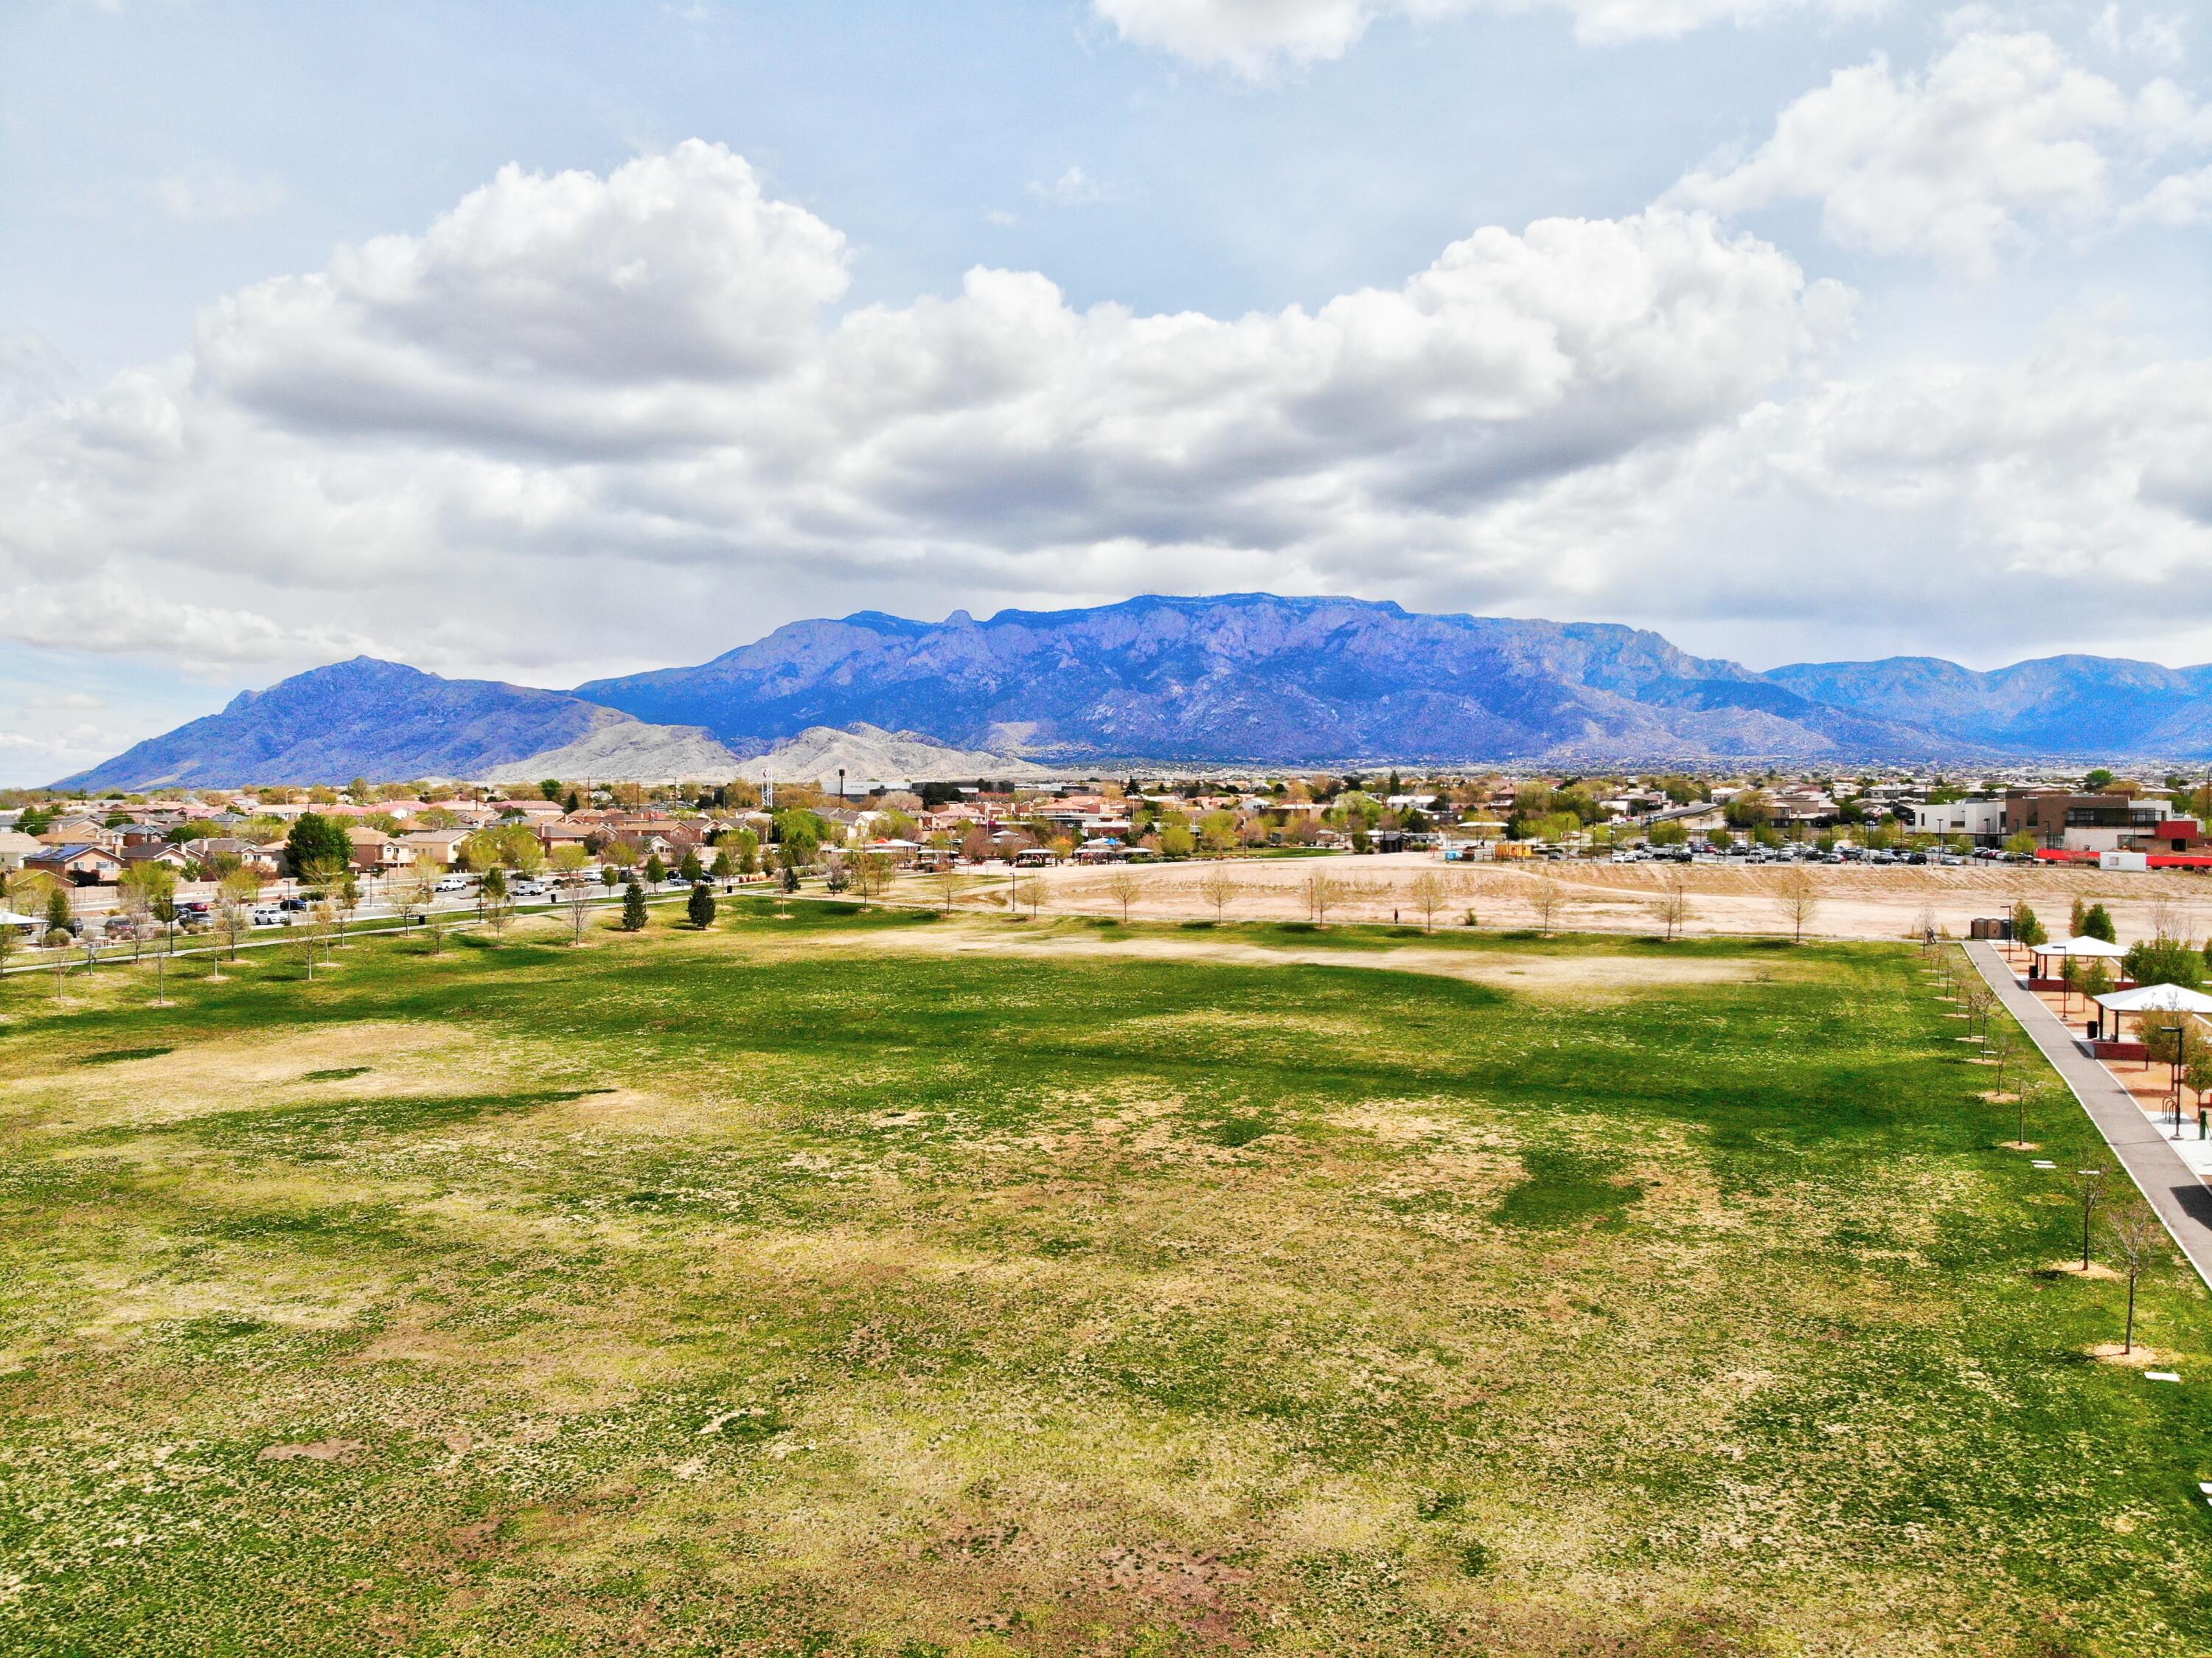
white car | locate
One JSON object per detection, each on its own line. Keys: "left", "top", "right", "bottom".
{"left": 249, "top": 906, "right": 290, "bottom": 927}
{"left": 434, "top": 875, "right": 472, "bottom": 893}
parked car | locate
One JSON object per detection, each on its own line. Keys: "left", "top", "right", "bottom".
{"left": 434, "top": 875, "right": 472, "bottom": 893}
{"left": 250, "top": 906, "right": 290, "bottom": 927}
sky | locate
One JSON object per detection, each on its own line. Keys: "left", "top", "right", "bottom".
{"left": 2, "top": 0, "right": 2210, "bottom": 783}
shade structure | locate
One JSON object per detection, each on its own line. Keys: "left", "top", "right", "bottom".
{"left": 2035, "top": 936, "right": 2131, "bottom": 960}
{"left": 0, "top": 909, "right": 42, "bottom": 927}
{"left": 2095, "top": 984, "right": 2212, "bottom": 1015}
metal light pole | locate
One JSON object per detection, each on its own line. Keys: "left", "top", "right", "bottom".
{"left": 2167, "top": 1021, "right": 2187, "bottom": 1134}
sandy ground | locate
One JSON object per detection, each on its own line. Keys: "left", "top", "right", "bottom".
{"left": 931, "top": 853, "right": 2212, "bottom": 945}
{"left": 835, "top": 920, "right": 1776, "bottom": 996}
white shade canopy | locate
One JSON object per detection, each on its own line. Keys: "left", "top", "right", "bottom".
{"left": 0, "top": 909, "right": 42, "bottom": 927}
{"left": 2096, "top": 983, "right": 2212, "bottom": 1015}
{"left": 2036, "top": 936, "right": 2132, "bottom": 959}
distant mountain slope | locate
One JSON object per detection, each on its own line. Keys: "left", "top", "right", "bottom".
{"left": 754, "top": 724, "right": 1046, "bottom": 786}
{"left": 481, "top": 719, "right": 746, "bottom": 785}
{"left": 67, "top": 596, "right": 2212, "bottom": 788}
{"left": 575, "top": 594, "right": 1951, "bottom": 765}
{"left": 55, "top": 659, "right": 703, "bottom": 790}
{"left": 1767, "top": 656, "right": 2212, "bottom": 757}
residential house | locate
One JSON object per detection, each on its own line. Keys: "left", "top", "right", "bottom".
{"left": 344, "top": 828, "right": 414, "bottom": 873}
{"left": 117, "top": 843, "right": 195, "bottom": 873}
{"left": 28, "top": 843, "right": 125, "bottom": 885}
{"left": 399, "top": 830, "right": 469, "bottom": 868}
{"left": 0, "top": 830, "right": 44, "bottom": 873}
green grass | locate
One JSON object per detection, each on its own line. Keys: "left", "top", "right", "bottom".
{"left": 0, "top": 904, "right": 2206, "bottom": 1655}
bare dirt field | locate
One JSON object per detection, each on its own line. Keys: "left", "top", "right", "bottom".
{"left": 940, "top": 853, "right": 2212, "bottom": 943}
{"left": 831, "top": 918, "right": 1782, "bottom": 996}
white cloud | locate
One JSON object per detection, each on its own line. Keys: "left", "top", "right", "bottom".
{"left": 2093, "top": 6, "right": 2186, "bottom": 67}
{"left": 2127, "top": 162, "right": 2212, "bottom": 223}
{"left": 1667, "top": 22, "right": 2197, "bottom": 275}
{"left": 1091, "top": 0, "right": 1882, "bottom": 75}
{"left": 0, "top": 142, "right": 1851, "bottom": 687}
{"left": 1026, "top": 166, "right": 1123, "bottom": 206}
{"left": 150, "top": 162, "right": 289, "bottom": 224}
{"left": 15, "top": 136, "right": 2212, "bottom": 699}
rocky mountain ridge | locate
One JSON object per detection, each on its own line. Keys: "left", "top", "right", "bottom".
{"left": 55, "top": 594, "right": 2212, "bottom": 788}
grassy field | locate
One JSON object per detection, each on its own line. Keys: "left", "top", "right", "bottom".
{"left": 1, "top": 899, "right": 2208, "bottom": 1656}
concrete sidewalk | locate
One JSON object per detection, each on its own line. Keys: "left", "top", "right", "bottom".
{"left": 1966, "top": 940, "right": 2212, "bottom": 1291}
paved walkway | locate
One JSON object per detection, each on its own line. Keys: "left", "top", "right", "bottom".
{"left": 1966, "top": 940, "right": 2212, "bottom": 1291}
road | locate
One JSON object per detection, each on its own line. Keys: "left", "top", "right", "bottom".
{"left": 1966, "top": 939, "right": 2212, "bottom": 1292}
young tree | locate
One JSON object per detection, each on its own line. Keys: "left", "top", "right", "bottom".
{"left": 549, "top": 843, "right": 591, "bottom": 887}
{"left": 45, "top": 883, "right": 74, "bottom": 948}
{"left": 479, "top": 866, "right": 511, "bottom": 936}
{"left": 929, "top": 858, "right": 961, "bottom": 910}
{"left": 1407, "top": 871, "right": 1449, "bottom": 932}
{"left": 1304, "top": 871, "right": 1345, "bottom": 926}
{"left": 622, "top": 879, "right": 650, "bottom": 932}
{"left": 2009, "top": 901, "right": 2045, "bottom": 950}
{"left": 2107, "top": 1200, "right": 2162, "bottom": 1355}
{"left": 1158, "top": 821, "right": 1195, "bottom": 860}
{"left": 1014, "top": 875, "right": 1046, "bottom": 918}
{"left": 1985, "top": 1021, "right": 2020, "bottom": 1100}
{"left": 2081, "top": 902, "right": 2118, "bottom": 943}
{"left": 1655, "top": 872, "right": 1691, "bottom": 943}
{"left": 2079, "top": 957, "right": 2114, "bottom": 1007}
{"left": 1529, "top": 874, "right": 1564, "bottom": 937}
{"left": 678, "top": 849, "right": 704, "bottom": 885}
{"left": 710, "top": 847, "right": 736, "bottom": 891}
{"left": 2069, "top": 896, "right": 2089, "bottom": 937}
{"left": 2067, "top": 1167, "right": 2107, "bottom": 1272}
{"left": 217, "top": 867, "right": 260, "bottom": 962}
{"left": 1104, "top": 868, "right": 1142, "bottom": 922}
{"left": 644, "top": 852, "right": 668, "bottom": 889}
{"left": 1775, "top": 866, "right": 1819, "bottom": 943}
{"left": 686, "top": 881, "right": 717, "bottom": 929}
{"left": 732, "top": 828, "right": 760, "bottom": 878}
{"left": 1197, "top": 866, "right": 1237, "bottom": 923}
{"left": 2124, "top": 934, "right": 2204, "bottom": 991}
{"left": 115, "top": 867, "right": 153, "bottom": 963}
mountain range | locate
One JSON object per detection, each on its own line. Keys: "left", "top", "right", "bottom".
{"left": 54, "top": 593, "right": 2212, "bottom": 788}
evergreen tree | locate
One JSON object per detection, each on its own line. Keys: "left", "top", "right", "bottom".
{"left": 622, "top": 880, "right": 649, "bottom": 931}
{"left": 780, "top": 865, "right": 799, "bottom": 893}
{"left": 686, "top": 882, "right": 717, "bottom": 929}
{"left": 678, "top": 849, "right": 703, "bottom": 884}
{"left": 284, "top": 811, "right": 352, "bottom": 877}
{"left": 644, "top": 853, "right": 667, "bottom": 888}
{"left": 46, "top": 885, "right": 72, "bottom": 940}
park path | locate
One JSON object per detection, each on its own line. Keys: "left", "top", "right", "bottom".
{"left": 1966, "top": 939, "right": 2212, "bottom": 1291}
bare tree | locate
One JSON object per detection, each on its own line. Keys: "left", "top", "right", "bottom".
{"left": 1105, "top": 868, "right": 1143, "bottom": 923}
{"left": 930, "top": 860, "right": 961, "bottom": 910}
{"left": 1015, "top": 875, "right": 1046, "bottom": 918}
{"left": 2107, "top": 1199, "right": 2163, "bottom": 1354}
{"left": 1304, "top": 872, "right": 1346, "bottom": 926}
{"left": 1654, "top": 872, "right": 1691, "bottom": 943}
{"left": 1197, "top": 866, "right": 1237, "bottom": 923}
{"left": 216, "top": 868, "right": 259, "bottom": 965}
{"left": 1528, "top": 874, "right": 1564, "bottom": 937}
{"left": 1984, "top": 1018, "right": 2019, "bottom": 1092}
{"left": 2067, "top": 1167, "right": 2107, "bottom": 1272}
{"left": 1407, "top": 871, "right": 1449, "bottom": 933}
{"left": 1775, "top": 866, "right": 1820, "bottom": 943}
{"left": 1960, "top": 978, "right": 1996, "bottom": 1038}
{"left": 559, "top": 874, "right": 597, "bottom": 946}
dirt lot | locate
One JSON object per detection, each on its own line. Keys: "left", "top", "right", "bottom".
{"left": 941, "top": 853, "right": 2212, "bottom": 943}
